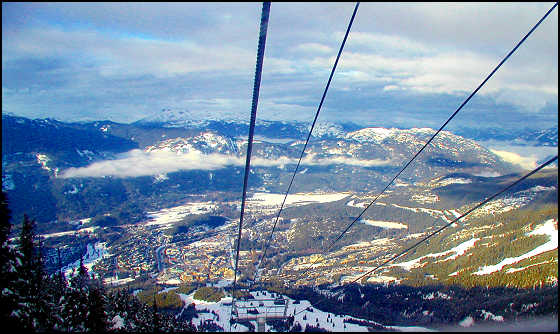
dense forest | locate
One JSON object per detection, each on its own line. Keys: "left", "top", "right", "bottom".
{"left": 262, "top": 281, "right": 557, "bottom": 328}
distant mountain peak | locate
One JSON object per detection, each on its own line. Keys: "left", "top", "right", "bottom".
{"left": 346, "top": 127, "right": 398, "bottom": 142}
{"left": 136, "top": 108, "right": 194, "bottom": 125}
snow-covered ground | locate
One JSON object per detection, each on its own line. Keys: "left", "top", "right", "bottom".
{"left": 360, "top": 219, "right": 407, "bottom": 229}
{"left": 363, "top": 275, "right": 400, "bottom": 284}
{"left": 411, "top": 193, "right": 439, "bottom": 204}
{"left": 459, "top": 316, "right": 475, "bottom": 327}
{"left": 505, "top": 260, "right": 558, "bottom": 274}
{"left": 104, "top": 277, "right": 135, "bottom": 286}
{"left": 422, "top": 291, "right": 451, "bottom": 300}
{"left": 435, "top": 177, "right": 472, "bottom": 187}
{"left": 249, "top": 192, "right": 349, "bottom": 208}
{"left": 394, "top": 238, "right": 480, "bottom": 270}
{"left": 62, "top": 242, "right": 110, "bottom": 278}
{"left": 480, "top": 309, "right": 504, "bottom": 322}
{"left": 144, "top": 201, "right": 217, "bottom": 227}
{"left": 474, "top": 185, "right": 557, "bottom": 217}
{"left": 178, "top": 289, "right": 433, "bottom": 332}
{"left": 40, "top": 226, "right": 98, "bottom": 239}
{"left": 473, "top": 218, "right": 558, "bottom": 275}
{"left": 69, "top": 217, "right": 92, "bottom": 226}
{"left": 446, "top": 209, "right": 465, "bottom": 223}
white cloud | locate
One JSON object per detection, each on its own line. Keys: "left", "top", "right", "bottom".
{"left": 60, "top": 149, "right": 239, "bottom": 178}
{"left": 3, "top": 27, "right": 255, "bottom": 78}
{"left": 2, "top": 2, "right": 557, "bottom": 125}
{"left": 59, "top": 149, "right": 392, "bottom": 179}
{"left": 293, "top": 43, "right": 333, "bottom": 54}
{"left": 338, "top": 31, "right": 431, "bottom": 56}
{"left": 330, "top": 48, "right": 557, "bottom": 110}
{"left": 490, "top": 149, "right": 538, "bottom": 171}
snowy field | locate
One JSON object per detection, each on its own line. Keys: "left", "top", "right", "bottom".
{"left": 360, "top": 219, "right": 407, "bottom": 229}
{"left": 40, "top": 226, "right": 98, "bottom": 239}
{"left": 144, "top": 201, "right": 217, "bottom": 227}
{"left": 249, "top": 192, "right": 350, "bottom": 209}
{"left": 175, "top": 289, "right": 433, "bottom": 332}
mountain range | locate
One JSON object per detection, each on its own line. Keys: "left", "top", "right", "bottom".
{"left": 1, "top": 112, "right": 532, "bottom": 227}
{"left": 2, "top": 111, "right": 557, "bottom": 331}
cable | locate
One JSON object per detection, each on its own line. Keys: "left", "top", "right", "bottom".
{"left": 253, "top": 1, "right": 360, "bottom": 284}
{"left": 293, "top": 155, "right": 558, "bottom": 316}
{"left": 229, "top": 1, "right": 271, "bottom": 328}
{"left": 289, "top": 1, "right": 558, "bottom": 285}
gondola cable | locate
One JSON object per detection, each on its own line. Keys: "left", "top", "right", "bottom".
{"left": 294, "top": 155, "right": 558, "bottom": 316}
{"left": 229, "top": 2, "right": 271, "bottom": 329}
{"left": 290, "top": 1, "right": 558, "bottom": 286}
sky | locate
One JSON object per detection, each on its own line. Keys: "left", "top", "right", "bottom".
{"left": 2, "top": 2, "right": 558, "bottom": 131}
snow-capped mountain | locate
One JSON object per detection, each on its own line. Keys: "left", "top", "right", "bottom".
{"left": 135, "top": 108, "right": 220, "bottom": 128}
{"left": 2, "top": 113, "right": 557, "bottom": 330}
{"left": 146, "top": 132, "right": 239, "bottom": 155}
{"left": 454, "top": 126, "right": 558, "bottom": 147}
{"left": 0, "top": 113, "right": 534, "bottom": 225}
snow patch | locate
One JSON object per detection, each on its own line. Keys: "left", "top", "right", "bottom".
{"left": 62, "top": 242, "right": 110, "bottom": 278}
{"left": 249, "top": 192, "right": 349, "bottom": 208}
{"left": 436, "top": 177, "right": 472, "bottom": 186}
{"left": 505, "top": 259, "right": 557, "bottom": 273}
{"left": 422, "top": 292, "right": 451, "bottom": 300}
{"left": 40, "top": 226, "right": 98, "bottom": 239}
{"left": 360, "top": 219, "right": 407, "bottom": 229}
{"left": 459, "top": 316, "right": 475, "bottom": 327}
{"left": 111, "top": 315, "right": 124, "bottom": 330}
{"left": 346, "top": 127, "right": 397, "bottom": 142}
{"left": 36, "top": 153, "right": 52, "bottom": 172}
{"left": 145, "top": 202, "right": 216, "bottom": 226}
{"left": 480, "top": 310, "right": 504, "bottom": 322}
{"left": 153, "top": 173, "right": 169, "bottom": 183}
{"left": 395, "top": 238, "right": 479, "bottom": 270}
{"left": 473, "top": 219, "right": 558, "bottom": 275}
{"left": 104, "top": 277, "right": 135, "bottom": 286}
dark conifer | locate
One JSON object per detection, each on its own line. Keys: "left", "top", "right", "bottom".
{"left": 64, "top": 257, "right": 91, "bottom": 331}
{"left": 16, "top": 214, "right": 48, "bottom": 330}
{"left": 0, "top": 192, "right": 20, "bottom": 330}
{"left": 86, "top": 275, "right": 108, "bottom": 332}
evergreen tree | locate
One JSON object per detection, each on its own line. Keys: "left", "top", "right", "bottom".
{"left": 0, "top": 192, "right": 12, "bottom": 250}
{"left": 0, "top": 192, "right": 20, "bottom": 330}
{"left": 63, "top": 258, "right": 91, "bottom": 331}
{"left": 86, "top": 275, "right": 108, "bottom": 332}
{"left": 15, "top": 214, "right": 49, "bottom": 330}
{"left": 46, "top": 269, "right": 68, "bottom": 331}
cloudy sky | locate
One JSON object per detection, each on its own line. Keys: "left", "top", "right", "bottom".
{"left": 2, "top": 2, "right": 558, "bottom": 131}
